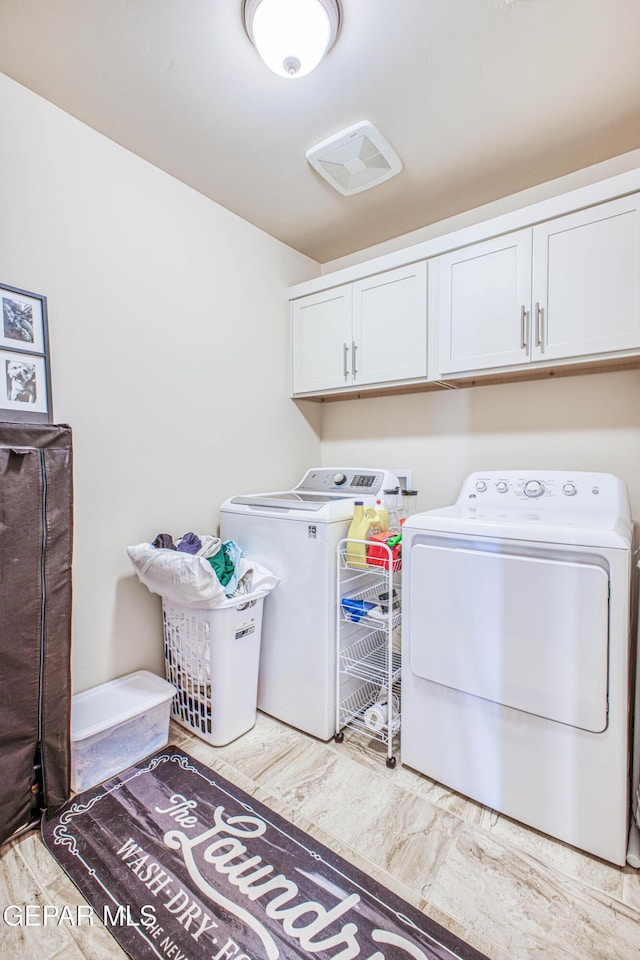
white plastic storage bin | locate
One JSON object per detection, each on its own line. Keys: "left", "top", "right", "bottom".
{"left": 71, "top": 670, "right": 176, "bottom": 793}
{"left": 162, "top": 590, "right": 266, "bottom": 746}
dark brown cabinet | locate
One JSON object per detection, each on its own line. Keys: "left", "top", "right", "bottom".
{"left": 0, "top": 422, "right": 73, "bottom": 844}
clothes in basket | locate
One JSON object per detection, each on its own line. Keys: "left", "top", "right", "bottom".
{"left": 127, "top": 534, "right": 279, "bottom": 609}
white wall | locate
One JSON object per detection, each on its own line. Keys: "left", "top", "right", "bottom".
{"left": 321, "top": 370, "right": 640, "bottom": 520}
{"left": 0, "top": 74, "right": 321, "bottom": 693}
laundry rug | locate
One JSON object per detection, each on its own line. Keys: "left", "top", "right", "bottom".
{"left": 42, "top": 746, "right": 490, "bottom": 960}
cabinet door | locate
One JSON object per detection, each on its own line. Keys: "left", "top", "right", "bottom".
{"left": 291, "top": 285, "right": 352, "bottom": 394}
{"left": 532, "top": 195, "right": 640, "bottom": 361}
{"left": 433, "top": 230, "right": 533, "bottom": 375}
{"left": 352, "top": 262, "right": 427, "bottom": 385}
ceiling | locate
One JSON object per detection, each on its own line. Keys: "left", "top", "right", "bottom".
{"left": 1, "top": 0, "right": 639, "bottom": 263}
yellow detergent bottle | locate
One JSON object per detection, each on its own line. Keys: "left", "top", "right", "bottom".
{"left": 346, "top": 501, "right": 381, "bottom": 568}
{"left": 373, "top": 498, "right": 389, "bottom": 531}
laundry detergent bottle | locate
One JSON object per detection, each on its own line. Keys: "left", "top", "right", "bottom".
{"left": 346, "top": 501, "right": 381, "bottom": 568}
{"left": 374, "top": 498, "right": 389, "bottom": 531}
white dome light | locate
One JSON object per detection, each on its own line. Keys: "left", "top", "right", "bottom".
{"left": 243, "top": 0, "right": 340, "bottom": 79}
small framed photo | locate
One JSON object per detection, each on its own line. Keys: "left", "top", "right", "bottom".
{"left": 0, "top": 283, "right": 52, "bottom": 422}
{"left": 0, "top": 350, "right": 49, "bottom": 415}
{"left": 1, "top": 284, "right": 47, "bottom": 354}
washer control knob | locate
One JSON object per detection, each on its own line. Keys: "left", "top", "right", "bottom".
{"left": 333, "top": 473, "right": 347, "bottom": 486}
{"left": 562, "top": 482, "right": 577, "bottom": 497}
{"left": 475, "top": 480, "right": 488, "bottom": 493}
{"left": 496, "top": 481, "right": 508, "bottom": 493}
{"left": 523, "top": 479, "right": 544, "bottom": 498}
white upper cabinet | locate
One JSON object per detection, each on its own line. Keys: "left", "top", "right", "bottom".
{"left": 352, "top": 263, "right": 428, "bottom": 385}
{"left": 289, "top": 173, "right": 640, "bottom": 398}
{"left": 532, "top": 196, "right": 640, "bottom": 361}
{"left": 291, "top": 262, "right": 427, "bottom": 395}
{"left": 433, "top": 194, "right": 640, "bottom": 377}
{"left": 432, "top": 230, "right": 533, "bottom": 375}
{"left": 291, "top": 285, "right": 352, "bottom": 394}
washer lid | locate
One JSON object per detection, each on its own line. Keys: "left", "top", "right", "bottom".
{"left": 229, "top": 492, "right": 347, "bottom": 512}
{"left": 222, "top": 467, "right": 401, "bottom": 519}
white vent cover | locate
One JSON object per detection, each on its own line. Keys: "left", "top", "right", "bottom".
{"left": 306, "top": 121, "right": 402, "bottom": 196}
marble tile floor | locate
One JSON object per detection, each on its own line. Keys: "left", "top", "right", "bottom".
{"left": 1, "top": 712, "right": 640, "bottom": 960}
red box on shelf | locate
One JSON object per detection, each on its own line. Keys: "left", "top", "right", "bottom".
{"left": 367, "top": 531, "right": 401, "bottom": 570}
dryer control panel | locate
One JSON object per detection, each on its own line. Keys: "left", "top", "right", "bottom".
{"left": 459, "top": 470, "right": 628, "bottom": 516}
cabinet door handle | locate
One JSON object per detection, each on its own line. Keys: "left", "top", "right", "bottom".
{"left": 343, "top": 342, "right": 349, "bottom": 380}
{"left": 351, "top": 340, "right": 358, "bottom": 378}
{"left": 520, "top": 305, "right": 529, "bottom": 350}
{"left": 535, "top": 303, "right": 543, "bottom": 348}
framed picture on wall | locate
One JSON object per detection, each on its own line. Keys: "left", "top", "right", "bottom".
{"left": 0, "top": 283, "right": 52, "bottom": 422}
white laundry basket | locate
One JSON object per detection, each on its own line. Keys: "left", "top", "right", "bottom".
{"left": 162, "top": 590, "right": 266, "bottom": 746}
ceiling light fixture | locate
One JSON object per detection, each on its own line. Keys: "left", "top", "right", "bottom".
{"left": 243, "top": 0, "right": 340, "bottom": 79}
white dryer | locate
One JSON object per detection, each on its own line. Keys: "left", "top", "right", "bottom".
{"left": 220, "top": 468, "right": 399, "bottom": 741}
{"left": 401, "top": 470, "right": 634, "bottom": 865}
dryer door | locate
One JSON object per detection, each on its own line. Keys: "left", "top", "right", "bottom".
{"left": 409, "top": 543, "right": 609, "bottom": 732}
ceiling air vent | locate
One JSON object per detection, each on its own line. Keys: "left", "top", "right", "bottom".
{"left": 306, "top": 121, "right": 402, "bottom": 196}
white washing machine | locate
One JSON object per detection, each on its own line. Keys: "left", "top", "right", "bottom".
{"left": 401, "top": 470, "right": 634, "bottom": 865}
{"left": 220, "top": 468, "right": 399, "bottom": 741}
